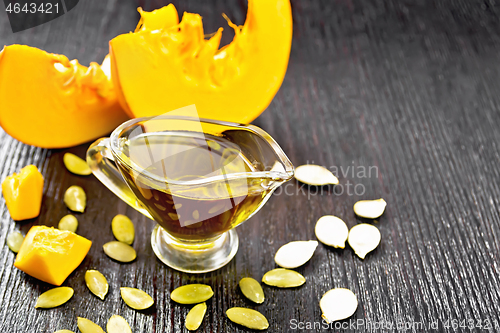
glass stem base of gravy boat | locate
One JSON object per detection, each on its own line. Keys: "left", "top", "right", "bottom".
{"left": 151, "top": 225, "right": 239, "bottom": 273}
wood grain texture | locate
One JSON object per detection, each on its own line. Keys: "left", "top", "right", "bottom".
{"left": 1, "top": 0, "right": 500, "bottom": 332}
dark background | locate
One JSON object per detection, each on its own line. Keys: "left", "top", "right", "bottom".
{"left": 1, "top": 0, "right": 500, "bottom": 332}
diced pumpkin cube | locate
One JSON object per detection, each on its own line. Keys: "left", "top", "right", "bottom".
{"left": 1, "top": 165, "right": 44, "bottom": 220}
{"left": 14, "top": 226, "right": 92, "bottom": 286}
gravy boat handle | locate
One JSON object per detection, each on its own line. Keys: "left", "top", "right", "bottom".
{"left": 86, "top": 137, "right": 154, "bottom": 220}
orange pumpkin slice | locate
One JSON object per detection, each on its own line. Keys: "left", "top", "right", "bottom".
{"left": 0, "top": 45, "right": 128, "bottom": 148}
{"left": 110, "top": 0, "right": 293, "bottom": 123}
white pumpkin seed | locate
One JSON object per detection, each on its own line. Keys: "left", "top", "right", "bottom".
{"left": 315, "top": 215, "right": 348, "bottom": 248}
{"left": 103, "top": 241, "right": 136, "bottom": 263}
{"left": 171, "top": 284, "right": 214, "bottom": 304}
{"left": 120, "top": 287, "right": 154, "bottom": 310}
{"left": 353, "top": 198, "right": 387, "bottom": 219}
{"left": 85, "top": 270, "right": 109, "bottom": 300}
{"left": 226, "top": 307, "right": 269, "bottom": 330}
{"left": 274, "top": 240, "right": 318, "bottom": 268}
{"left": 111, "top": 214, "right": 135, "bottom": 245}
{"left": 54, "top": 330, "right": 75, "bottom": 333}
{"left": 6, "top": 231, "right": 24, "bottom": 253}
{"left": 239, "top": 277, "right": 265, "bottom": 304}
{"left": 320, "top": 288, "right": 358, "bottom": 323}
{"left": 63, "top": 153, "right": 92, "bottom": 176}
{"left": 58, "top": 215, "right": 78, "bottom": 233}
{"left": 262, "top": 268, "right": 306, "bottom": 288}
{"left": 185, "top": 302, "right": 207, "bottom": 331}
{"left": 347, "top": 223, "right": 381, "bottom": 259}
{"left": 64, "top": 185, "right": 86, "bottom": 213}
{"left": 294, "top": 164, "right": 339, "bottom": 186}
{"left": 106, "top": 315, "right": 132, "bottom": 333}
{"left": 35, "top": 287, "right": 74, "bottom": 308}
{"left": 77, "top": 317, "right": 105, "bottom": 333}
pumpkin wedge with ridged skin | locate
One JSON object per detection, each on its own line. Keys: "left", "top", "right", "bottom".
{"left": 0, "top": 45, "right": 128, "bottom": 148}
{"left": 110, "top": 0, "right": 293, "bottom": 123}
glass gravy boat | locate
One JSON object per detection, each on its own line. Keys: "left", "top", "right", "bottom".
{"left": 87, "top": 116, "right": 294, "bottom": 273}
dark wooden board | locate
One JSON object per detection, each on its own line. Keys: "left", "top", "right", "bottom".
{"left": 1, "top": 0, "right": 500, "bottom": 331}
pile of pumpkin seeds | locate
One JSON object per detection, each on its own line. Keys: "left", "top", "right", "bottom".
{"left": 289, "top": 164, "right": 387, "bottom": 324}
{"left": 30, "top": 210, "right": 151, "bottom": 332}
{"left": 4, "top": 153, "right": 155, "bottom": 332}
{"left": 4, "top": 156, "right": 389, "bottom": 331}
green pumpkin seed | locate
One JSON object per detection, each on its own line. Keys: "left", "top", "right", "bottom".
{"left": 54, "top": 330, "right": 75, "bottom": 333}
{"left": 85, "top": 270, "right": 109, "bottom": 300}
{"left": 6, "top": 231, "right": 24, "bottom": 253}
{"left": 120, "top": 287, "right": 154, "bottom": 310}
{"left": 185, "top": 302, "right": 207, "bottom": 331}
{"left": 171, "top": 284, "right": 214, "bottom": 304}
{"left": 58, "top": 215, "right": 78, "bottom": 233}
{"left": 226, "top": 307, "right": 269, "bottom": 330}
{"left": 64, "top": 185, "right": 86, "bottom": 213}
{"left": 111, "top": 214, "right": 135, "bottom": 245}
{"left": 262, "top": 268, "right": 306, "bottom": 288}
{"left": 77, "top": 317, "right": 105, "bottom": 333}
{"left": 103, "top": 241, "right": 136, "bottom": 263}
{"left": 106, "top": 315, "right": 132, "bottom": 333}
{"left": 63, "top": 153, "right": 92, "bottom": 176}
{"left": 35, "top": 287, "right": 74, "bottom": 308}
{"left": 239, "top": 277, "right": 265, "bottom": 304}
